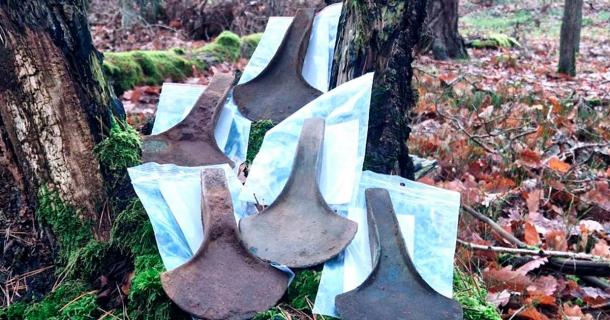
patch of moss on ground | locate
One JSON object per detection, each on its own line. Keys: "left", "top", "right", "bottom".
{"left": 195, "top": 30, "right": 242, "bottom": 64}
{"left": 111, "top": 199, "right": 157, "bottom": 256}
{"left": 8, "top": 280, "right": 98, "bottom": 320}
{"left": 103, "top": 31, "right": 261, "bottom": 94}
{"left": 240, "top": 33, "right": 263, "bottom": 58}
{"left": 247, "top": 120, "right": 274, "bottom": 163}
{"left": 103, "top": 48, "right": 197, "bottom": 95}
{"left": 127, "top": 254, "right": 189, "bottom": 320}
{"left": 454, "top": 269, "right": 502, "bottom": 320}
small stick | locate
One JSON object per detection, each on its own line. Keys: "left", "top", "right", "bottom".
{"left": 461, "top": 205, "right": 527, "bottom": 248}
{"left": 457, "top": 239, "right": 609, "bottom": 262}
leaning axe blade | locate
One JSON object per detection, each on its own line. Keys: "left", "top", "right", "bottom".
{"left": 239, "top": 117, "right": 357, "bottom": 268}
{"left": 142, "top": 73, "right": 235, "bottom": 167}
{"left": 335, "top": 188, "right": 463, "bottom": 320}
{"left": 161, "top": 168, "right": 289, "bottom": 320}
{"left": 232, "top": 8, "right": 323, "bottom": 124}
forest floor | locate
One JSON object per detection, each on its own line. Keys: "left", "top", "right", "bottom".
{"left": 3, "top": 1, "right": 608, "bottom": 319}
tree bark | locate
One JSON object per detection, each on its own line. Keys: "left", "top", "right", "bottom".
{"left": 558, "top": 0, "right": 583, "bottom": 76}
{"left": 0, "top": 0, "right": 119, "bottom": 301}
{"left": 422, "top": 0, "right": 468, "bottom": 60}
{"left": 330, "top": 0, "right": 428, "bottom": 179}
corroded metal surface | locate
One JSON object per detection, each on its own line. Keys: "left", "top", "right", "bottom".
{"left": 232, "top": 9, "right": 322, "bottom": 124}
{"left": 161, "top": 168, "right": 289, "bottom": 320}
{"left": 335, "top": 188, "right": 464, "bottom": 320}
{"left": 142, "top": 73, "right": 234, "bottom": 167}
{"left": 239, "top": 118, "right": 357, "bottom": 268}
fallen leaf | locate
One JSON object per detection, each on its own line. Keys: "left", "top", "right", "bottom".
{"left": 544, "top": 229, "right": 568, "bottom": 251}
{"left": 487, "top": 290, "right": 511, "bottom": 307}
{"left": 527, "top": 275, "right": 557, "bottom": 296}
{"left": 483, "top": 266, "right": 532, "bottom": 292}
{"left": 591, "top": 239, "right": 610, "bottom": 259}
{"left": 519, "top": 149, "right": 542, "bottom": 168}
{"left": 547, "top": 156, "right": 571, "bottom": 173}
{"left": 562, "top": 304, "right": 593, "bottom": 320}
{"left": 525, "top": 189, "right": 542, "bottom": 214}
{"left": 517, "top": 257, "right": 548, "bottom": 274}
{"left": 524, "top": 222, "right": 542, "bottom": 245}
{"left": 511, "top": 307, "right": 549, "bottom": 320}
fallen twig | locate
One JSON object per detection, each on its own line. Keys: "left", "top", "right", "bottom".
{"left": 457, "top": 239, "right": 610, "bottom": 262}
{"left": 461, "top": 205, "right": 526, "bottom": 248}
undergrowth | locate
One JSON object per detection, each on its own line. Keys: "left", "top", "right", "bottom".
{"left": 1, "top": 281, "right": 96, "bottom": 320}
{"left": 247, "top": 120, "right": 275, "bottom": 163}
{"left": 454, "top": 269, "right": 502, "bottom": 320}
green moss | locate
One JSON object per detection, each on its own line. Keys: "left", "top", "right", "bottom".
{"left": 102, "top": 31, "right": 264, "bottom": 94}
{"left": 103, "top": 49, "right": 197, "bottom": 94}
{"left": 60, "top": 294, "right": 97, "bottom": 320}
{"left": 62, "top": 240, "right": 126, "bottom": 282}
{"left": 470, "top": 34, "right": 521, "bottom": 49}
{"left": 247, "top": 120, "right": 274, "bottom": 163}
{"left": 195, "top": 31, "right": 242, "bottom": 64}
{"left": 37, "top": 187, "right": 92, "bottom": 262}
{"left": 0, "top": 301, "right": 28, "bottom": 319}
{"left": 94, "top": 120, "right": 141, "bottom": 176}
{"left": 240, "top": 33, "right": 263, "bottom": 58}
{"left": 127, "top": 254, "right": 187, "bottom": 320}
{"left": 286, "top": 270, "right": 320, "bottom": 311}
{"left": 454, "top": 269, "right": 501, "bottom": 320}
{"left": 111, "top": 199, "right": 157, "bottom": 256}
{"left": 20, "top": 281, "right": 96, "bottom": 320}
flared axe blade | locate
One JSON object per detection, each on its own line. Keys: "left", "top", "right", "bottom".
{"left": 161, "top": 168, "right": 289, "bottom": 320}
{"left": 239, "top": 117, "right": 357, "bottom": 268}
{"left": 233, "top": 8, "right": 323, "bottom": 124}
{"left": 335, "top": 188, "right": 463, "bottom": 320}
{"left": 142, "top": 73, "right": 235, "bottom": 167}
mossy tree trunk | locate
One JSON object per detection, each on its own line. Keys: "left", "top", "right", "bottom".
{"left": 558, "top": 0, "right": 583, "bottom": 76}
{"left": 330, "top": 0, "right": 428, "bottom": 179}
{"left": 0, "top": 0, "right": 119, "bottom": 301}
{"left": 423, "top": 0, "right": 468, "bottom": 60}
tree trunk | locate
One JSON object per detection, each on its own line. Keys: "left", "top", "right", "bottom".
{"left": 423, "top": 0, "right": 468, "bottom": 60}
{"left": 558, "top": 0, "right": 583, "bottom": 76}
{"left": 330, "top": 0, "right": 428, "bottom": 179}
{"left": 0, "top": 0, "right": 118, "bottom": 301}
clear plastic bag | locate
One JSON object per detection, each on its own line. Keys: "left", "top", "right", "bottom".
{"left": 313, "top": 171, "right": 461, "bottom": 317}
{"left": 239, "top": 73, "right": 374, "bottom": 206}
{"left": 127, "top": 163, "right": 252, "bottom": 270}
{"left": 149, "top": 4, "right": 343, "bottom": 167}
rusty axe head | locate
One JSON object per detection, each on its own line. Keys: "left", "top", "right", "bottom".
{"left": 161, "top": 168, "right": 289, "bottom": 319}
{"left": 142, "top": 73, "right": 235, "bottom": 167}
{"left": 233, "top": 8, "right": 323, "bottom": 124}
{"left": 335, "top": 188, "right": 463, "bottom": 319}
{"left": 239, "top": 117, "right": 357, "bottom": 268}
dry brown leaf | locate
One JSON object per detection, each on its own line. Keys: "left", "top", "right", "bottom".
{"left": 483, "top": 266, "right": 532, "bottom": 293}
{"left": 512, "top": 307, "right": 549, "bottom": 320}
{"left": 591, "top": 239, "right": 610, "bottom": 259}
{"left": 517, "top": 257, "right": 548, "bottom": 275}
{"left": 544, "top": 229, "right": 568, "bottom": 251}
{"left": 562, "top": 304, "right": 593, "bottom": 320}
{"left": 524, "top": 222, "right": 542, "bottom": 245}
{"left": 527, "top": 275, "right": 557, "bottom": 296}
{"left": 547, "top": 156, "right": 571, "bottom": 173}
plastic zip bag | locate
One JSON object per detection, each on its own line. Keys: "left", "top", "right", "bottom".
{"left": 149, "top": 4, "right": 343, "bottom": 167}
{"left": 127, "top": 163, "right": 252, "bottom": 270}
{"left": 239, "top": 73, "right": 374, "bottom": 206}
{"left": 313, "top": 170, "right": 461, "bottom": 317}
